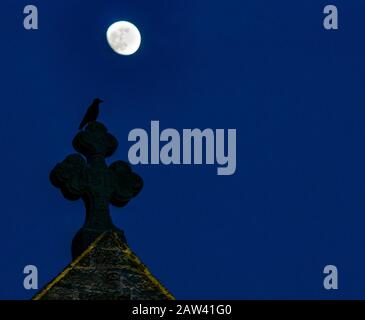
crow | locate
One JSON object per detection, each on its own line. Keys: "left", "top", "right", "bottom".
{"left": 79, "top": 98, "right": 104, "bottom": 130}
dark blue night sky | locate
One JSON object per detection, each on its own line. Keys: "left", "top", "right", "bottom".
{"left": 1, "top": 1, "right": 365, "bottom": 299}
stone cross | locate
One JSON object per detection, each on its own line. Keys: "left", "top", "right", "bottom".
{"left": 50, "top": 121, "right": 143, "bottom": 259}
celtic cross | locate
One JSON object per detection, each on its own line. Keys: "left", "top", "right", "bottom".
{"left": 50, "top": 121, "right": 143, "bottom": 259}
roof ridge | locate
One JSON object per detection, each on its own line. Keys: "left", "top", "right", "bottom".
{"left": 33, "top": 232, "right": 107, "bottom": 300}
{"left": 32, "top": 231, "right": 174, "bottom": 300}
{"left": 110, "top": 232, "right": 175, "bottom": 300}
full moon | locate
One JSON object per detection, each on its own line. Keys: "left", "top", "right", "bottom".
{"left": 106, "top": 21, "right": 141, "bottom": 56}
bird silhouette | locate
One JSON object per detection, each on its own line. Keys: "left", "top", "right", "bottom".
{"left": 79, "top": 98, "right": 104, "bottom": 130}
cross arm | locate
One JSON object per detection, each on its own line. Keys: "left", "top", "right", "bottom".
{"left": 109, "top": 160, "right": 143, "bottom": 207}
{"left": 50, "top": 153, "right": 86, "bottom": 201}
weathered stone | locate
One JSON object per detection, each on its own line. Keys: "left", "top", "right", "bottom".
{"left": 49, "top": 121, "right": 143, "bottom": 258}
{"left": 34, "top": 120, "right": 173, "bottom": 300}
{"left": 34, "top": 232, "right": 173, "bottom": 300}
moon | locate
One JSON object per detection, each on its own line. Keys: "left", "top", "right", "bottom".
{"left": 106, "top": 21, "right": 141, "bottom": 56}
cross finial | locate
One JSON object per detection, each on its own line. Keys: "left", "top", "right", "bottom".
{"left": 50, "top": 121, "right": 143, "bottom": 259}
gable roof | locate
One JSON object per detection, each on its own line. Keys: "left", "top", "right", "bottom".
{"left": 33, "top": 231, "right": 174, "bottom": 300}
